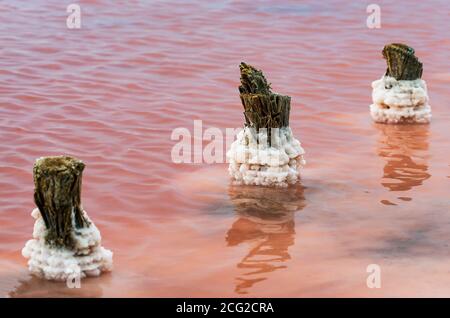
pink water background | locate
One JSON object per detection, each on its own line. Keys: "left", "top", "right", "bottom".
{"left": 1, "top": 0, "right": 449, "bottom": 297}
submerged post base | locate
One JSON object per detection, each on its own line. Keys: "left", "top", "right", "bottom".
{"left": 370, "top": 76, "right": 432, "bottom": 124}
{"left": 22, "top": 208, "right": 113, "bottom": 281}
{"left": 227, "top": 127, "right": 305, "bottom": 187}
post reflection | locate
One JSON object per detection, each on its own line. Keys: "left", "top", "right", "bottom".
{"left": 226, "top": 184, "right": 306, "bottom": 294}
{"left": 8, "top": 275, "right": 107, "bottom": 298}
{"left": 376, "top": 124, "right": 430, "bottom": 201}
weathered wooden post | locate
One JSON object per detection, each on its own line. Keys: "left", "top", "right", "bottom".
{"left": 382, "top": 43, "right": 423, "bottom": 81}
{"left": 238, "top": 62, "right": 291, "bottom": 145}
{"left": 370, "top": 43, "right": 431, "bottom": 124}
{"left": 22, "top": 155, "right": 113, "bottom": 281}
{"left": 33, "top": 156, "right": 88, "bottom": 248}
{"left": 227, "top": 62, "right": 305, "bottom": 187}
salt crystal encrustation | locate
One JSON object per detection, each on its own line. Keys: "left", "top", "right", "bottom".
{"left": 370, "top": 43, "right": 432, "bottom": 124}
{"left": 227, "top": 63, "right": 306, "bottom": 187}
{"left": 22, "top": 156, "right": 113, "bottom": 281}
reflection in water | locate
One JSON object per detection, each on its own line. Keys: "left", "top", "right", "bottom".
{"left": 226, "top": 185, "right": 306, "bottom": 294}
{"left": 8, "top": 275, "right": 107, "bottom": 298}
{"left": 376, "top": 124, "right": 430, "bottom": 196}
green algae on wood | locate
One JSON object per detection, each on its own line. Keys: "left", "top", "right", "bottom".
{"left": 238, "top": 62, "right": 291, "bottom": 145}
{"left": 33, "top": 156, "right": 89, "bottom": 249}
{"left": 382, "top": 43, "right": 423, "bottom": 80}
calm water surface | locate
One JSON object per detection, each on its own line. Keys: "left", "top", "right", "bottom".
{"left": 1, "top": 0, "right": 449, "bottom": 297}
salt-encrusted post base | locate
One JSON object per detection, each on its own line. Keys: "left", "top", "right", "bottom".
{"left": 22, "top": 208, "right": 113, "bottom": 281}
{"left": 370, "top": 76, "right": 432, "bottom": 124}
{"left": 229, "top": 63, "right": 306, "bottom": 187}
{"left": 371, "top": 43, "right": 431, "bottom": 124}
{"left": 23, "top": 155, "right": 113, "bottom": 281}
{"left": 227, "top": 127, "right": 305, "bottom": 187}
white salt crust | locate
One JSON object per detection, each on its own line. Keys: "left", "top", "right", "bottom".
{"left": 22, "top": 208, "right": 113, "bottom": 281}
{"left": 370, "top": 76, "right": 432, "bottom": 124}
{"left": 227, "top": 127, "right": 305, "bottom": 187}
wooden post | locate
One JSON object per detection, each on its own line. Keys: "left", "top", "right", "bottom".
{"left": 382, "top": 43, "right": 423, "bottom": 80}
{"left": 238, "top": 62, "right": 291, "bottom": 146}
{"left": 33, "top": 156, "right": 89, "bottom": 249}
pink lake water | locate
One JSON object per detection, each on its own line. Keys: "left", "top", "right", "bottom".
{"left": 1, "top": 0, "right": 450, "bottom": 297}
